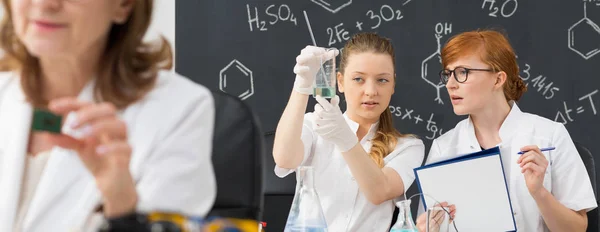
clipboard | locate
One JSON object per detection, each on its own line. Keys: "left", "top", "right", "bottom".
{"left": 414, "top": 147, "right": 517, "bottom": 231}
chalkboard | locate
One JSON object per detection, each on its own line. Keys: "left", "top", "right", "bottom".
{"left": 175, "top": 0, "right": 600, "bottom": 228}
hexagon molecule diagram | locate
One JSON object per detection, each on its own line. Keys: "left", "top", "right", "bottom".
{"left": 421, "top": 34, "right": 445, "bottom": 104}
{"left": 311, "top": 0, "right": 352, "bottom": 13}
{"left": 568, "top": 2, "right": 600, "bottom": 60}
{"left": 219, "top": 59, "right": 254, "bottom": 100}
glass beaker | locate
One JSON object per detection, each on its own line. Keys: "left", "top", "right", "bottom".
{"left": 390, "top": 199, "right": 418, "bottom": 232}
{"left": 284, "top": 166, "right": 328, "bottom": 232}
{"left": 313, "top": 48, "right": 337, "bottom": 98}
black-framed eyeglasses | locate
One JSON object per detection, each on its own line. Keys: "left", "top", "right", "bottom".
{"left": 439, "top": 67, "right": 495, "bottom": 84}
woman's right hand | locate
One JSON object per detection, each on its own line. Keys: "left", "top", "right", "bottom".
{"left": 416, "top": 202, "right": 456, "bottom": 232}
{"left": 293, "top": 45, "right": 338, "bottom": 95}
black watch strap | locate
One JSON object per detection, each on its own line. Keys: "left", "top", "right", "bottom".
{"left": 99, "top": 212, "right": 149, "bottom": 232}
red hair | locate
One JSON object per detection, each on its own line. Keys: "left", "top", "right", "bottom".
{"left": 441, "top": 29, "right": 527, "bottom": 101}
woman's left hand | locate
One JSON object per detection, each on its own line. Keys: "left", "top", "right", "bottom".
{"left": 48, "top": 97, "right": 137, "bottom": 217}
{"left": 313, "top": 95, "right": 358, "bottom": 152}
{"left": 517, "top": 145, "right": 549, "bottom": 197}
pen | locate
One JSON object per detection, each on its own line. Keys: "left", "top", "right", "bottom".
{"left": 517, "top": 147, "right": 555, "bottom": 155}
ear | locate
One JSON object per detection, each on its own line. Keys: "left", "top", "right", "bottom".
{"left": 494, "top": 71, "right": 507, "bottom": 90}
{"left": 113, "top": 0, "right": 135, "bottom": 24}
{"left": 337, "top": 72, "right": 344, "bottom": 93}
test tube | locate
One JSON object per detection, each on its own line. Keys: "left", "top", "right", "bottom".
{"left": 313, "top": 48, "right": 337, "bottom": 98}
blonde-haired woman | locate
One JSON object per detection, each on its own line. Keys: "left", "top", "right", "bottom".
{"left": 0, "top": 0, "right": 216, "bottom": 231}
{"left": 273, "top": 32, "right": 424, "bottom": 231}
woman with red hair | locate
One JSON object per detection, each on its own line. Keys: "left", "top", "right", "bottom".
{"left": 416, "top": 29, "right": 596, "bottom": 231}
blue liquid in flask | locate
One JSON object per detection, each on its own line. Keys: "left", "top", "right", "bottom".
{"left": 284, "top": 166, "right": 328, "bottom": 232}
{"left": 285, "top": 226, "right": 327, "bottom": 232}
{"left": 389, "top": 199, "right": 418, "bottom": 232}
{"left": 313, "top": 48, "right": 337, "bottom": 99}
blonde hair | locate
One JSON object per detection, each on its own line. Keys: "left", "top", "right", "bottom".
{"left": 0, "top": 0, "right": 172, "bottom": 108}
{"left": 339, "top": 32, "right": 413, "bottom": 168}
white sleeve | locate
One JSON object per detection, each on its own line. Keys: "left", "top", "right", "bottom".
{"left": 550, "top": 124, "right": 597, "bottom": 212}
{"left": 384, "top": 138, "right": 425, "bottom": 193}
{"left": 274, "top": 113, "right": 317, "bottom": 177}
{"left": 135, "top": 93, "right": 217, "bottom": 217}
{"left": 417, "top": 139, "right": 442, "bottom": 216}
{"left": 425, "top": 138, "right": 442, "bottom": 165}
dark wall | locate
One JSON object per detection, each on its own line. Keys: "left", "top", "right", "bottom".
{"left": 175, "top": 0, "right": 600, "bottom": 230}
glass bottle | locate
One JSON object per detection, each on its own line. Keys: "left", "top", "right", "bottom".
{"left": 390, "top": 199, "right": 418, "bottom": 232}
{"left": 284, "top": 166, "right": 328, "bottom": 232}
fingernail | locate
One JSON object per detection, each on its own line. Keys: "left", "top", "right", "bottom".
{"left": 96, "top": 145, "right": 108, "bottom": 155}
{"left": 79, "top": 125, "right": 93, "bottom": 136}
{"left": 68, "top": 114, "right": 79, "bottom": 128}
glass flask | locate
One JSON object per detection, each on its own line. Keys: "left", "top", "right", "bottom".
{"left": 390, "top": 199, "right": 418, "bottom": 232}
{"left": 283, "top": 166, "right": 328, "bottom": 232}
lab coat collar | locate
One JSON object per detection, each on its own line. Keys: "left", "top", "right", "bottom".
{"left": 0, "top": 77, "right": 33, "bottom": 232}
{"left": 465, "top": 100, "right": 524, "bottom": 149}
{"left": 343, "top": 112, "right": 379, "bottom": 142}
{"left": 0, "top": 77, "right": 101, "bottom": 231}
{"left": 22, "top": 79, "right": 100, "bottom": 231}
{"left": 498, "top": 101, "right": 523, "bottom": 141}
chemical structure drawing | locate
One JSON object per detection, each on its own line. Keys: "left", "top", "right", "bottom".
{"left": 219, "top": 59, "right": 254, "bottom": 100}
{"left": 568, "top": 1, "right": 600, "bottom": 60}
{"left": 421, "top": 33, "right": 445, "bottom": 105}
{"left": 311, "top": 0, "right": 352, "bottom": 14}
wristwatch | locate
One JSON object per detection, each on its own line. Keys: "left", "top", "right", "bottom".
{"left": 99, "top": 212, "right": 149, "bottom": 232}
{"left": 99, "top": 212, "right": 186, "bottom": 232}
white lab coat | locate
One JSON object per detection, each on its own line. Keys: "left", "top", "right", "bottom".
{"left": 275, "top": 113, "right": 425, "bottom": 232}
{"left": 422, "top": 101, "right": 597, "bottom": 231}
{"left": 0, "top": 70, "right": 217, "bottom": 231}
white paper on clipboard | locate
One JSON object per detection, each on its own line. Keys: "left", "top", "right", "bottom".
{"left": 414, "top": 147, "right": 517, "bottom": 232}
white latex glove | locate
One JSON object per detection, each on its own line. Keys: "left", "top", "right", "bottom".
{"left": 313, "top": 95, "right": 358, "bottom": 152}
{"left": 293, "top": 46, "right": 339, "bottom": 95}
